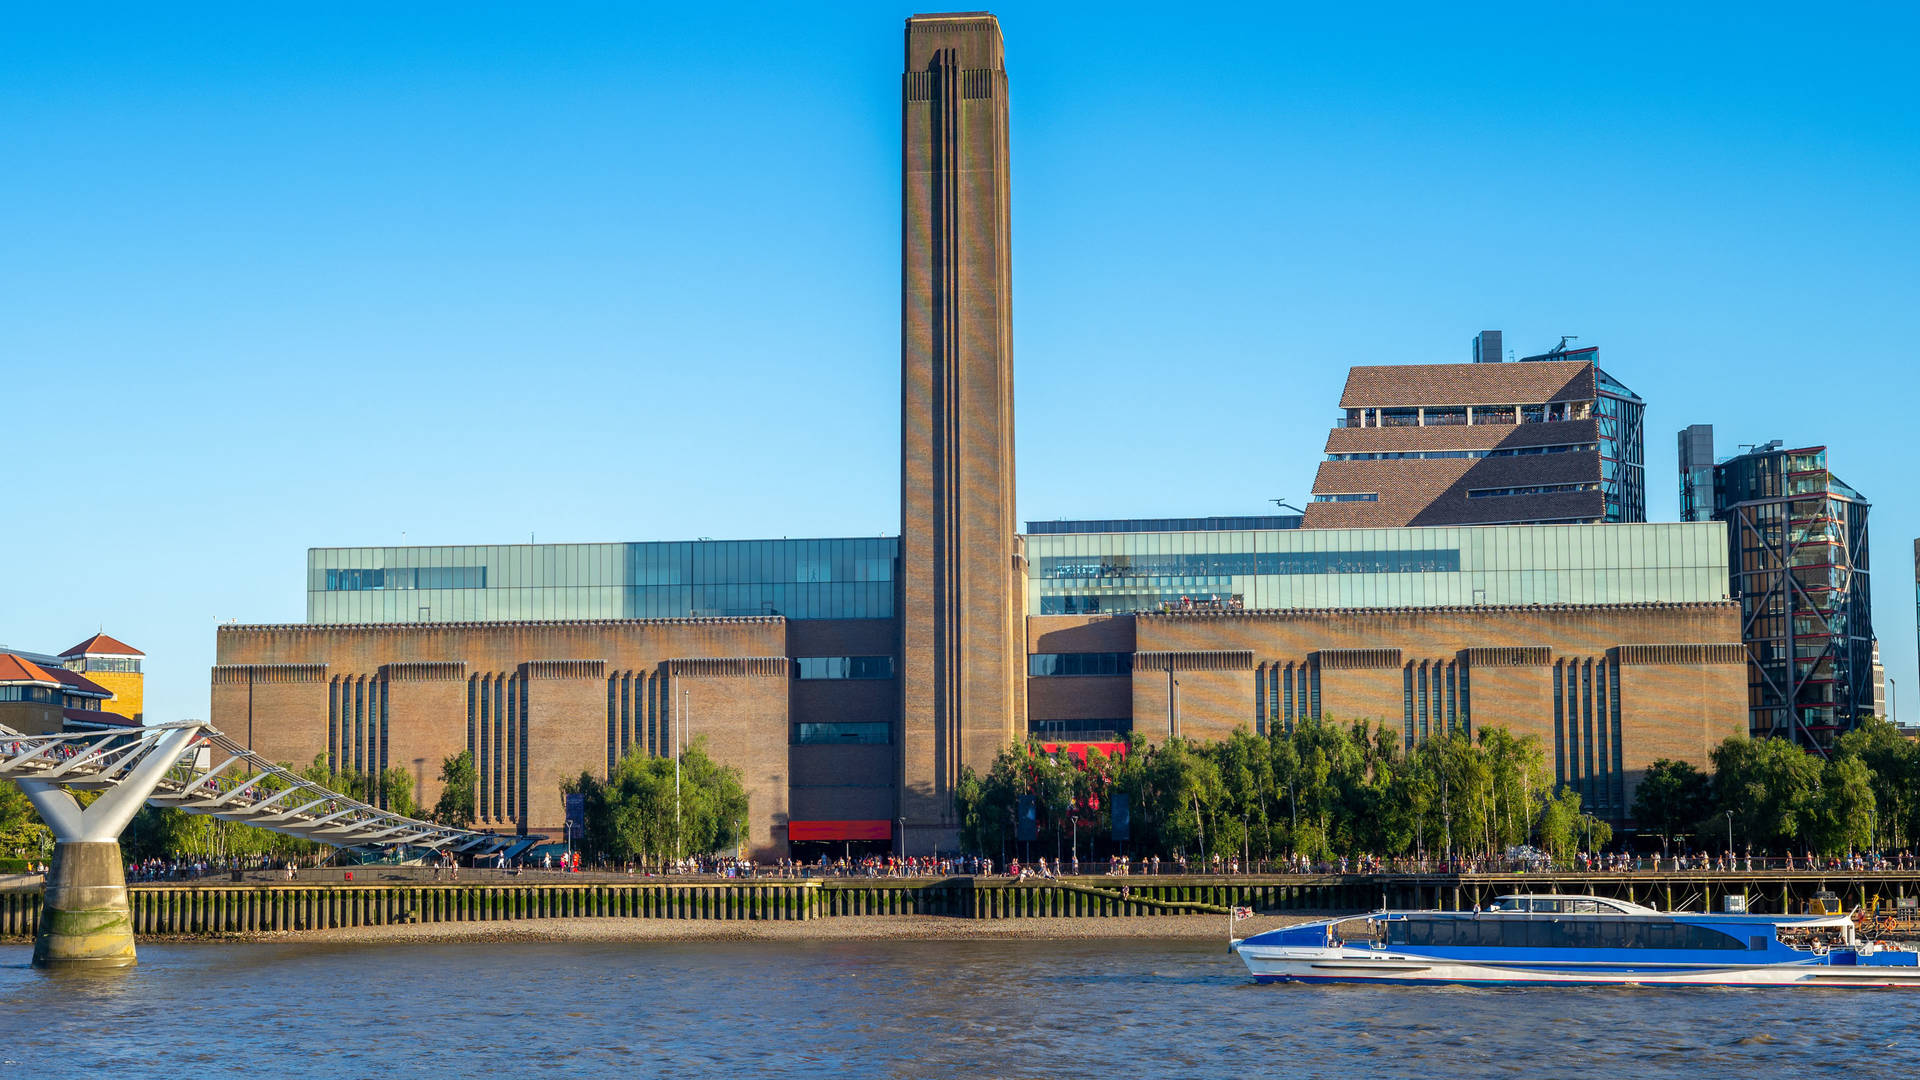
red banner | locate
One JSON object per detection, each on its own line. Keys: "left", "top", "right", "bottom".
{"left": 1037, "top": 741, "right": 1128, "bottom": 762}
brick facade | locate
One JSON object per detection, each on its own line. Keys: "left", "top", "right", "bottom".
{"left": 1026, "top": 603, "right": 1748, "bottom": 822}
{"left": 213, "top": 619, "right": 795, "bottom": 858}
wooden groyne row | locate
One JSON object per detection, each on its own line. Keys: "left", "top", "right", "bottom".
{"left": 2, "top": 872, "right": 1914, "bottom": 938}
{"left": 0, "top": 878, "right": 1351, "bottom": 938}
{"left": 1, "top": 882, "right": 822, "bottom": 937}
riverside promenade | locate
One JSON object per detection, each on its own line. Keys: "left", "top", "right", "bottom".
{"left": 1, "top": 868, "right": 1916, "bottom": 939}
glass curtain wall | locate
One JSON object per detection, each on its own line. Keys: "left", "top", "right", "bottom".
{"left": 1595, "top": 365, "right": 1647, "bottom": 523}
{"left": 308, "top": 538, "right": 898, "bottom": 623}
{"left": 1025, "top": 522, "right": 1728, "bottom": 615}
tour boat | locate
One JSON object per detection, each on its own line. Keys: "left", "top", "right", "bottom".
{"left": 1230, "top": 894, "right": 1920, "bottom": 988}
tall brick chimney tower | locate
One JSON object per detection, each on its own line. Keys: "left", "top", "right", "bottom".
{"left": 897, "top": 12, "right": 1023, "bottom": 851}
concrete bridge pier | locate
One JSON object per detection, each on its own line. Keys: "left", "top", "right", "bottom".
{"left": 18, "top": 726, "right": 198, "bottom": 969}
{"left": 35, "top": 842, "right": 137, "bottom": 968}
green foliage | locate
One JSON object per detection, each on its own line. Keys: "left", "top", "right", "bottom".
{"left": 1832, "top": 717, "right": 1920, "bottom": 848}
{"left": 956, "top": 719, "right": 1586, "bottom": 861}
{"left": 1710, "top": 736, "right": 1826, "bottom": 851}
{"left": 1813, "top": 756, "right": 1876, "bottom": 854}
{"left": 118, "top": 762, "right": 321, "bottom": 862}
{"left": 121, "top": 802, "right": 316, "bottom": 862}
{"left": 0, "top": 783, "right": 50, "bottom": 860}
{"left": 566, "top": 738, "right": 749, "bottom": 863}
{"left": 959, "top": 718, "right": 1913, "bottom": 862}
{"left": 432, "top": 750, "right": 478, "bottom": 828}
{"left": 1630, "top": 759, "right": 1712, "bottom": 845}
{"left": 117, "top": 752, "right": 428, "bottom": 864}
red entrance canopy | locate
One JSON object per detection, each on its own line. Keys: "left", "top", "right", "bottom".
{"left": 788, "top": 819, "right": 892, "bottom": 842}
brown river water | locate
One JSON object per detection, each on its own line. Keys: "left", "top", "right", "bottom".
{"left": 0, "top": 938, "right": 1907, "bottom": 1077}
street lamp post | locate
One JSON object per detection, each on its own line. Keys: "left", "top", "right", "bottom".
{"left": 899, "top": 816, "right": 907, "bottom": 860}
{"left": 1724, "top": 809, "right": 1733, "bottom": 862}
{"left": 676, "top": 687, "right": 687, "bottom": 864}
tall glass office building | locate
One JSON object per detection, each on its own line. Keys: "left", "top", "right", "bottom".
{"left": 308, "top": 538, "right": 899, "bottom": 623}
{"left": 1026, "top": 521, "right": 1728, "bottom": 615}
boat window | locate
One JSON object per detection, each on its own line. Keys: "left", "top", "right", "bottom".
{"left": 1570, "top": 900, "right": 1601, "bottom": 914}
{"left": 1393, "top": 916, "right": 1749, "bottom": 951}
{"left": 1529, "top": 898, "right": 1560, "bottom": 913}
{"left": 1674, "top": 924, "right": 1746, "bottom": 951}
{"left": 1489, "top": 898, "right": 1524, "bottom": 912}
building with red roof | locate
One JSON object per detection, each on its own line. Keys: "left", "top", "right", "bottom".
{"left": 0, "top": 635, "right": 144, "bottom": 733}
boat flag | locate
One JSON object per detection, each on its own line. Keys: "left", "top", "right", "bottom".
{"left": 1232, "top": 906, "right": 1255, "bottom": 921}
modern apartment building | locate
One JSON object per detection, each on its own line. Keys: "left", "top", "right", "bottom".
{"left": 1677, "top": 430, "right": 1875, "bottom": 746}
{"left": 1307, "top": 339, "right": 1646, "bottom": 529}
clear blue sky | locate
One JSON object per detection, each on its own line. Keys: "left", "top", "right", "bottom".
{"left": 4, "top": 2, "right": 1915, "bottom": 724}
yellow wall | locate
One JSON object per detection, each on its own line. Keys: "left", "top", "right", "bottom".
{"left": 82, "top": 669, "right": 143, "bottom": 722}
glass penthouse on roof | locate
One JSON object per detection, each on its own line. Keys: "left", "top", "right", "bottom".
{"left": 308, "top": 523, "right": 1728, "bottom": 624}
{"left": 1026, "top": 521, "right": 1728, "bottom": 615}
{"left": 308, "top": 538, "right": 898, "bottom": 623}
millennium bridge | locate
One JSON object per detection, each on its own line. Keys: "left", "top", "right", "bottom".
{"left": 0, "top": 720, "right": 512, "bottom": 968}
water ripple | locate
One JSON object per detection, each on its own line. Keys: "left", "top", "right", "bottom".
{"left": 0, "top": 939, "right": 1907, "bottom": 1078}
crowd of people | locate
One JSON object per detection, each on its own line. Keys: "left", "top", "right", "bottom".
{"left": 127, "top": 854, "right": 320, "bottom": 882}
{"left": 76, "top": 847, "right": 1920, "bottom": 883}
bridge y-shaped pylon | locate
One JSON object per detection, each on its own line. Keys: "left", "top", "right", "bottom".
{"left": 0, "top": 720, "right": 511, "bottom": 968}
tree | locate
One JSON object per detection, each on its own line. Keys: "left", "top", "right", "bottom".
{"left": 1630, "top": 759, "right": 1711, "bottom": 848}
{"left": 0, "top": 783, "right": 49, "bottom": 862}
{"left": 1812, "top": 756, "right": 1876, "bottom": 854}
{"left": 432, "top": 750, "right": 478, "bottom": 828}
{"left": 568, "top": 739, "right": 749, "bottom": 864}
{"left": 1710, "top": 736, "right": 1823, "bottom": 852}
{"left": 1535, "top": 787, "right": 1585, "bottom": 860}
{"left": 379, "top": 767, "right": 420, "bottom": 819}
{"left": 1833, "top": 717, "right": 1919, "bottom": 848}
{"left": 1286, "top": 719, "right": 1365, "bottom": 857}
{"left": 1213, "top": 727, "right": 1275, "bottom": 862}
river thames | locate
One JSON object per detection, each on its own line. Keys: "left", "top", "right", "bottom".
{"left": 1, "top": 938, "right": 1905, "bottom": 1077}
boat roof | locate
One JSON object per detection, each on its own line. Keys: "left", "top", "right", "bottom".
{"left": 1488, "top": 894, "right": 1661, "bottom": 914}
{"left": 1381, "top": 894, "right": 1854, "bottom": 927}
